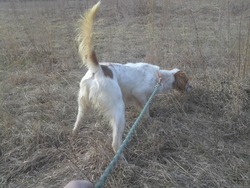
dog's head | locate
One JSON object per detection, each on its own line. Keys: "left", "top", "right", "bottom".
{"left": 173, "top": 71, "right": 192, "bottom": 93}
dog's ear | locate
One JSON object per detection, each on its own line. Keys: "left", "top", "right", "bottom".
{"left": 173, "top": 71, "right": 189, "bottom": 92}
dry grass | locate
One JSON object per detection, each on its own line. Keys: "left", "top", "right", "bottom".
{"left": 0, "top": 0, "right": 250, "bottom": 187}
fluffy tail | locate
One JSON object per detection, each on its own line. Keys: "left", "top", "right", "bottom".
{"left": 77, "top": 1, "right": 101, "bottom": 73}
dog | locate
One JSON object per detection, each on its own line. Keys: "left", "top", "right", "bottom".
{"left": 72, "top": 1, "right": 191, "bottom": 154}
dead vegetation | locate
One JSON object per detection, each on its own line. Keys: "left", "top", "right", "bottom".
{"left": 0, "top": 0, "right": 250, "bottom": 187}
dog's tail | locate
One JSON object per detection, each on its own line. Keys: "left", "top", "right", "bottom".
{"left": 77, "top": 1, "right": 101, "bottom": 73}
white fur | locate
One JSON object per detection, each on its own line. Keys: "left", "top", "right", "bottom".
{"left": 73, "top": 66, "right": 125, "bottom": 153}
{"left": 101, "top": 62, "right": 179, "bottom": 108}
{"left": 72, "top": 61, "right": 180, "bottom": 153}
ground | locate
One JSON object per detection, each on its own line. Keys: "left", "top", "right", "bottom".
{"left": 0, "top": 0, "right": 250, "bottom": 187}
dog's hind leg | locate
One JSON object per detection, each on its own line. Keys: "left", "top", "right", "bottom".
{"left": 110, "top": 112, "right": 125, "bottom": 153}
{"left": 72, "top": 94, "right": 89, "bottom": 136}
{"left": 105, "top": 97, "right": 126, "bottom": 160}
{"left": 110, "top": 111, "right": 127, "bottom": 163}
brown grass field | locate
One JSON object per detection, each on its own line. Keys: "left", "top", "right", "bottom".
{"left": 0, "top": 0, "right": 250, "bottom": 187}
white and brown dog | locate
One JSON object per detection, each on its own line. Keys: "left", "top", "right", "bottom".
{"left": 72, "top": 2, "right": 191, "bottom": 153}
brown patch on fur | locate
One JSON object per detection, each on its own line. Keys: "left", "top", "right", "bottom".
{"left": 101, "top": 65, "right": 113, "bottom": 79}
{"left": 89, "top": 50, "right": 99, "bottom": 66}
{"left": 173, "top": 71, "right": 189, "bottom": 92}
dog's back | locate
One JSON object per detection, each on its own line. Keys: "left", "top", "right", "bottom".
{"left": 98, "top": 62, "right": 160, "bottom": 104}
